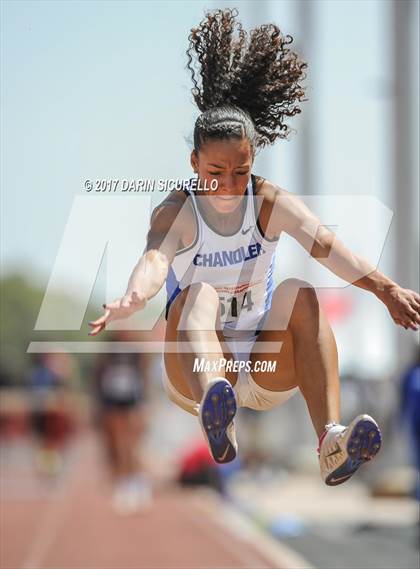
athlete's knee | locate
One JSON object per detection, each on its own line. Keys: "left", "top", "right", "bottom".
{"left": 189, "top": 282, "right": 219, "bottom": 303}
{"left": 175, "top": 282, "right": 219, "bottom": 311}
{"left": 287, "top": 280, "right": 319, "bottom": 322}
{"left": 274, "top": 278, "right": 319, "bottom": 325}
{"left": 280, "top": 278, "right": 313, "bottom": 292}
{"left": 174, "top": 282, "right": 220, "bottom": 329}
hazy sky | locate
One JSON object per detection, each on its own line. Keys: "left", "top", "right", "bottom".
{"left": 1, "top": 0, "right": 396, "bottom": 280}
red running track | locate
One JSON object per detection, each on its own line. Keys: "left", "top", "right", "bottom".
{"left": 1, "top": 433, "right": 283, "bottom": 569}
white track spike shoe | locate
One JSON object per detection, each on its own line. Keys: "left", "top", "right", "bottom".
{"left": 199, "top": 378, "right": 238, "bottom": 464}
{"left": 319, "top": 414, "right": 382, "bottom": 486}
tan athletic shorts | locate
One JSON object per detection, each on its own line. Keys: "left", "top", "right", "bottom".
{"left": 161, "top": 332, "right": 298, "bottom": 416}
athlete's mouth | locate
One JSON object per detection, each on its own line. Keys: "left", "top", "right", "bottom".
{"left": 214, "top": 195, "right": 238, "bottom": 201}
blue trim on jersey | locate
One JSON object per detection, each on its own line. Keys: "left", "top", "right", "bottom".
{"left": 254, "top": 254, "right": 275, "bottom": 333}
{"left": 264, "top": 255, "right": 275, "bottom": 313}
{"left": 165, "top": 266, "right": 181, "bottom": 319}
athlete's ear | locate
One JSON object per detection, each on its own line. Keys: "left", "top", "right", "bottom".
{"left": 190, "top": 149, "right": 199, "bottom": 173}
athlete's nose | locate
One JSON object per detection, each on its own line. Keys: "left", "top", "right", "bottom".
{"left": 219, "top": 175, "right": 237, "bottom": 194}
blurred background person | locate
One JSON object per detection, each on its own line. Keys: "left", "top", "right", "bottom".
{"left": 28, "top": 352, "right": 76, "bottom": 477}
{"left": 177, "top": 437, "right": 225, "bottom": 495}
{"left": 93, "top": 331, "right": 152, "bottom": 514}
{"left": 400, "top": 352, "right": 420, "bottom": 500}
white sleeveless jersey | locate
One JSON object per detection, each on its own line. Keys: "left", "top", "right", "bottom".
{"left": 165, "top": 175, "right": 278, "bottom": 337}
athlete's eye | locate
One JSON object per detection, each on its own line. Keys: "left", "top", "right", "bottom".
{"left": 236, "top": 172, "right": 249, "bottom": 176}
{"left": 208, "top": 172, "right": 221, "bottom": 176}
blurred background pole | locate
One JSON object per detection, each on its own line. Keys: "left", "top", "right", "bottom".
{"left": 296, "top": 0, "right": 316, "bottom": 197}
{"left": 245, "top": 0, "right": 271, "bottom": 178}
{"left": 263, "top": 0, "right": 317, "bottom": 197}
{"left": 392, "top": 0, "right": 419, "bottom": 372}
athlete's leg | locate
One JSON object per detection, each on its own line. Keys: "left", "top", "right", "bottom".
{"left": 103, "top": 411, "right": 131, "bottom": 478}
{"left": 251, "top": 278, "right": 381, "bottom": 485}
{"left": 164, "top": 282, "right": 237, "bottom": 403}
{"left": 164, "top": 282, "right": 239, "bottom": 463}
{"left": 251, "top": 278, "right": 340, "bottom": 437}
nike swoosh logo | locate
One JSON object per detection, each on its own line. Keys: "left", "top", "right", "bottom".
{"left": 326, "top": 445, "right": 342, "bottom": 458}
{"left": 241, "top": 227, "right": 252, "bottom": 235}
{"left": 329, "top": 473, "right": 352, "bottom": 484}
{"left": 218, "top": 445, "right": 230, "bottom": 462}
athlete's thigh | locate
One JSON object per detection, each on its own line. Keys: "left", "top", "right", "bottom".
{"left": 250, "top": 327, "right": 297, "bottom": 391}
{"left": 250, "top": 278, "right": 303, "bottom": 391}
{"left": 164, "top": 289, "right": 238, "bottom": 400}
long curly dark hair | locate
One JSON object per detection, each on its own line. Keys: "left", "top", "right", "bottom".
{"left": 186, "top": 8, "right": 307, "bottom": 153}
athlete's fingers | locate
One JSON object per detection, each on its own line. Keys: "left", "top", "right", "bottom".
{"left": 405, "top": 305, "right": 419, "bottom": 322}
{"left": 408, "top": 314, "right": 419, "bottom": 328}
{"left": 394, "top": 317, "right": 407, "bottom": 329}
{"left": 104, "top": 299, "right": 121, "bottom": 310}
{"left": 89, "top": 325, "right": 104, "bottom": 336}
{"left": 406, "top": 292, "right": 420, "bottom": 312}
{"left": 88, "top": 319, "right": 102, "bottom": 328}
{"left": 89, "top": 310, "right": 111, "bottom": 327}
{"left": 88, "top": 316, "right": 106, "bottom": 327}
{"left": 89, "top": 322, "right": 105, "bottom": 336}
{"left": 401, "top": 316, "right": 417, "bottom": 331}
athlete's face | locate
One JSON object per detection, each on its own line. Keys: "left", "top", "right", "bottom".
{"left": 190, "top": 138, "right": 253, "bottom": 214}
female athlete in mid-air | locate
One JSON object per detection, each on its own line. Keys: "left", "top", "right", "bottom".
{"left": 89, "top": 9, "right": 420, "bottom": 485}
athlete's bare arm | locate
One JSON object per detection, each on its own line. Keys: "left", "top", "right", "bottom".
{"left": 89, "top": 193, "right": 196, "bottom": 335}
{"left": 256, "top": 178, "right": 420, "bottom": 331}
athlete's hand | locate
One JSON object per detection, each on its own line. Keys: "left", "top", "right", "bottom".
{"left": 88, "top": 291, "right": 146, "bottom": 336}
{"left": 380, "top": 285, "right": 420, "bottom": 331}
